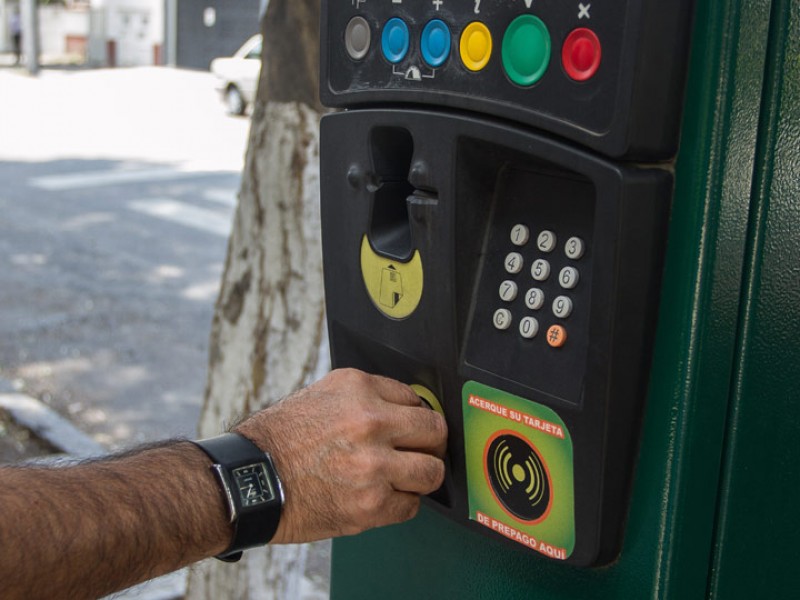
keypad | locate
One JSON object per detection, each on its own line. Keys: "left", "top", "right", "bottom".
{"left": 492, "top": 225, "right": 586, "bottom": 347}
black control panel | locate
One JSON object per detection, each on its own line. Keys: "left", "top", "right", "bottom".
{"left": 320, "top": 0, "right": 694, "bottom": 159}
{"left": 320, "top": 109, "right": 671, "bottom": 565}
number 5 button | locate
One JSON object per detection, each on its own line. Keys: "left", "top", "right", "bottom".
{"left": 531, "top": 259, "right": 550, "bottom": 281}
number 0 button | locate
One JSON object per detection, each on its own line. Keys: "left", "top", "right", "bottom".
{"left": 519, "top": 316, "right": 539, "bottom": 339}
{"left": 493, "top": 308, "right": 512, "bottom": 330}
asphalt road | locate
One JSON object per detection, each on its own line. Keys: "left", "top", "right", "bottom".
{"left": 0, "top": 67, "right": 249, "bottom": 449}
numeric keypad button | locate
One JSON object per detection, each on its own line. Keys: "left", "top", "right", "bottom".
{"left": 546, "top": 324, "right": 567, "bottom": 348}
{"left": 524, "top": 287, "right": 545, "bottom": 310}
{"left": 565, "top": 236, "right": 585, "bottom": 260}
{"left": 531, "top": 259, "right": 551, "bottom": 281}
{"left": 559, "top": 266, "right": 580, "bottom": 289}
{"left": 499, "top": 280, "right": 519, "bottom": 302}
{"left": 519, "top": 316, "right": 539, "bottom": 339}
{"left": 493, "top": 308, "right": 512, "bottom": 330}
{"left": 510, "top": 224, "right": 530, "bottom": 246}
{"left": 537, "top": 230, "right": 557, "bottom": 253}
{"left": 504, "top": 252, "right": 524, "bottom": 274}
{"left": 552, "top": 295, "right": 573, "bottom": 318}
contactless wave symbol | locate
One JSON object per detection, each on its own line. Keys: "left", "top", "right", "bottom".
{"left": 486, "top": 433, "right": 551, "bottom": 523}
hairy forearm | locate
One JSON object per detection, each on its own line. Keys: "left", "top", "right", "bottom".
{"left": 0, "top": 441, "right": 232, "bottom": 599}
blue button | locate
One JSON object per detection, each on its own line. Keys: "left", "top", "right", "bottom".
{"left": 382, "top": 18, "right": 410, "bottom": 63}
{"left": 421, "top": 19, "right": 451, "bottom": 67}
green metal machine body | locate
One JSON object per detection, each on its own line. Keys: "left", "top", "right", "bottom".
{"left": 324, "top": 0, "right": 800, "bottom": 596}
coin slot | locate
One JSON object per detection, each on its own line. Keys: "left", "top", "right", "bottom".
{"left": 368, "top": 127, "right": 415, "bottom": 261}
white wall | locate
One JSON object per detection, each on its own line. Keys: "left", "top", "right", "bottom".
{"left": 38, "top": 4, "right": 90, "bottom": 57}
{"left": 105, "top": 0, "right": 163, "bottom": 66}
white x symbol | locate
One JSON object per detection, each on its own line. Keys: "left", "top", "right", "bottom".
{"left": 578, "top": 3, "right": 591, "bottom": 19}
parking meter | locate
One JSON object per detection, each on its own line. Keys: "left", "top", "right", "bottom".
{"left": 319, "top": 0, "right": 694, "bottom": 568}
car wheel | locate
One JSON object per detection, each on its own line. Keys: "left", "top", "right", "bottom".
{"left": 226, "top": 86, "right": 246, "bottom": 116}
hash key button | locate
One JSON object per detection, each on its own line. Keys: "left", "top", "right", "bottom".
{"left": 546, "top": 324, "right": 567, "bottom": 348}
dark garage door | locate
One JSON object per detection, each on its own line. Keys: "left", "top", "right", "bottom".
{"left": 176, "top": 0, "right": 261, "bottom": 70}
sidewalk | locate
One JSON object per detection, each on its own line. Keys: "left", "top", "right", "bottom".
{"left": 0, "top": 51, "right": 86, "bottom": 69}
{"left": 0, "top": 380, "right": 329, "bottom": 600}
{"left": 0, "top": 378, "right": 187, "bottom": 599}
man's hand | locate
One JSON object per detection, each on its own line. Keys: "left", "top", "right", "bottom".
{"left": 0, "top": 369, "right": 447, "bottom": 598}
{"left": 235, "top": 368, "right": 448, "bottom": 543}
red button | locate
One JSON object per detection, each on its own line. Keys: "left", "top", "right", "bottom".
{"left": 562, "top": 28, "right": 601, "bottom": 81}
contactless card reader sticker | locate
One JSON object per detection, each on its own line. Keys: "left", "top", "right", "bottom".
{"left": 463, "top": 381, "right": 575, "bottom": 560}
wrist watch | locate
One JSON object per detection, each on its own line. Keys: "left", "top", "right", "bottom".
{"left": 192, "top": 432, "right": 285, "bottom": 562}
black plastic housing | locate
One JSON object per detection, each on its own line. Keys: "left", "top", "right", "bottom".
{"left": 320, "top": 0, "right": 694, "bottom": 160}
{"left": 320, "top": 109, "right": 671, "bottom": 565}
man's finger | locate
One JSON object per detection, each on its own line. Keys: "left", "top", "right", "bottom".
{"left": 368, "top": 374, "right": 421, "bottom": 407}
{"left": 374, "top": 491, "right": 422, "bottom": 529}
{"left": 390, "top": 406, "right": 448, "bottom": 457}
{"left": 387, "top": 451, "right": 446, "bottom": 495}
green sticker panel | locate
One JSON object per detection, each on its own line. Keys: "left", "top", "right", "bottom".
{"left": 463, "top": 381, "right": 575, "bottom": 560}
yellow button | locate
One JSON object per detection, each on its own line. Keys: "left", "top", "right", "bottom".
{"left": 460, "top": 22, "right": 492, "bottom": 71}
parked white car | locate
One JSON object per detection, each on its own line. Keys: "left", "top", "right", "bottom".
{"left": 211, "top": 35, "right": 262, "bottom": 115}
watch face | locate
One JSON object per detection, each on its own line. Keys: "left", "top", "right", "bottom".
{"left": 232, "top": 462, "right": 275, "bottom": 507}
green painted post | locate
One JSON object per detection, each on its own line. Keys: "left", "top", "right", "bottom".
{"left": 330, "top": 0, "right": 792, "bottom": 596}
{"left": 708, "top": 0, "right": 800, "bottom": 596}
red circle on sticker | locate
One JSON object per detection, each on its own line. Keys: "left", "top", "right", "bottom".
{"left": 562, "top": 28, "right": 601, "bottom": 81}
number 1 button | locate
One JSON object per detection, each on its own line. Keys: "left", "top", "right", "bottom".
{"left": 510, "top": 224, "right": 530, "bottom": 246}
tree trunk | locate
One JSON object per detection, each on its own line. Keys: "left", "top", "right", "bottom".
{"left": 186, "top": 0, "right": 327, "bottom": 597}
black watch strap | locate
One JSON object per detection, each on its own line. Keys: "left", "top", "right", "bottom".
{"left": 192, "top": 433, "right": 284, "bottom": 562}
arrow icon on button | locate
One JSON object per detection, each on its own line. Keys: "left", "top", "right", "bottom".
{"left": 524, "top": 0, "right": 533, "bottom": 7}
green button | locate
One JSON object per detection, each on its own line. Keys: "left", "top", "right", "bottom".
{"left": 502, "top": 15, "right": 551, "bottom": 86}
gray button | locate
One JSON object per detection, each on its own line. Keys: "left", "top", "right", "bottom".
{"left": 345, "top": 16, "right": 371, "bottom": 60}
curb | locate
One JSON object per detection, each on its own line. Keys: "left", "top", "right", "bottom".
{"left": 0, "top": 381, "right": 186, "bottom": 598}
{"left": 0, "top": 382, "right": 105, "bottom": 459}
{"left": 0, "top": 382, "right": 329, "bottom": 599}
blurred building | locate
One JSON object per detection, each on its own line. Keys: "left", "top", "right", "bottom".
{"left": 170, "top": 0, "right": 261, "bottom": 70}
{"left": 1, "top": 0, "right": 261, "bottom": 69}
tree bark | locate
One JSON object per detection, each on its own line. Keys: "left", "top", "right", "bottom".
{"left": 186, "top": 0, "right": 327, "bottom": 596}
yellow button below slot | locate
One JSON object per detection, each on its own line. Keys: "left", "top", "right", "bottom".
{"left": 460, "top": 22, "right": 492, "bottom": 72}
{"left": 411, "top": 384, "right": 445, "bottom": 417}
